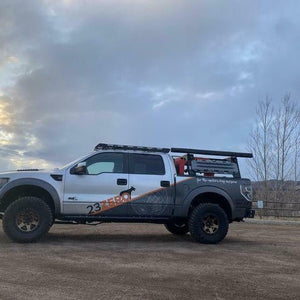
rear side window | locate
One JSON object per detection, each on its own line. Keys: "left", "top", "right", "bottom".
{"left": 129, "top": 154, "right": 165, "bottom": 175}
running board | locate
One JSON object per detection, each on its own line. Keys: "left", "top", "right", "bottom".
{"left": 59, "top": 215, "right": 170, "bottom": 224}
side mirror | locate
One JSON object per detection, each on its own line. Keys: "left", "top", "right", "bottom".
{"left": 72, "top": 162, "right": 87, "bottom": 175}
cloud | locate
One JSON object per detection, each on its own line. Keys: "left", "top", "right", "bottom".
{"left": 0, "top": 0, "right": 299, "bottom": 176}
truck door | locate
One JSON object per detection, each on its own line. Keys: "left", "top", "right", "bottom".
{"left": 63, "top": 152, "right": 129, "bottom": 216}
{"left": 127, "top": 153, "right": 174, "bottom": 217}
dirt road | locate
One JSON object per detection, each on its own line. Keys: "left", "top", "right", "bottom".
{"left": 0, "top": 221, "right": 299, "bottom": 300}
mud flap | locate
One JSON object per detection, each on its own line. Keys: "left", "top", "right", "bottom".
{"left": 245, "top": 209, "right": 255, "bottom": 218}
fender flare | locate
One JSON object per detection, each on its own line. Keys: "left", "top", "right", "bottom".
{"left": 0, "top": 178, "right": 61, "bottom": 216}
{"left": 181, "top": 186, "right": 234, "bottom": 217}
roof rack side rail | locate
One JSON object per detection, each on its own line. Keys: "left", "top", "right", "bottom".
{"left": 94, "top": 143, "right": 170, "bottom": 153}
{"left": 171, "top": 147, "right": 253, "bottom": 158}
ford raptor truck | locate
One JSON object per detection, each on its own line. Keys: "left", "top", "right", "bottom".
{"left": 0, "top": 143, "right": 255, "bottom": 243}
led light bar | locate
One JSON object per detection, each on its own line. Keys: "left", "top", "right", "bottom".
{"left": 94, "top": 143, "right": 170, "bottom": 153}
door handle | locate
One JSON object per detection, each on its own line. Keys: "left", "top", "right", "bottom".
{"left": 161, "top": 180, "right": 170, "bottom": 187}
{"left": 117, "top": 178, "right": 127, "bottom": 185}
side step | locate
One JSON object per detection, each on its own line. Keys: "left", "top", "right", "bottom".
{"left": 59, "top": 215, "right": 170, "bottom": 224}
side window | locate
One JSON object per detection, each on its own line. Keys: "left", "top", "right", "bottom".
{"left": 85, "top": 153, "right": 125, "bottom": 175}
{"left": 129, "top": 154, "right": 165, "bottom": 175}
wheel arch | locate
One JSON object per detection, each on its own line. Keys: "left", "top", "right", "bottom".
{"left": 0, "top": 178, "right": 61, "bottom": 217}
{"left": 182, "top": 186, "right": 234, "bottom": 222}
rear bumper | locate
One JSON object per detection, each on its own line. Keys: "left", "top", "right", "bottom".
{"left": 245, "top": 209, "right": 255, "bottom": 218}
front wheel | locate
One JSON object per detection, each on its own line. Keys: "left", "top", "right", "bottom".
{"left": 189, "top": 203, "right": 229, "bottom": 244}
{"left": 3, "top": 196, "right": 53, "bottom": 243}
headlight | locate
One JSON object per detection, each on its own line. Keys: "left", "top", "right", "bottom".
{"left": 240, "top": 184, "right": 253, "bottom": 201}
{"left": 0, "top": 178, "right": 9, "bottom": 189}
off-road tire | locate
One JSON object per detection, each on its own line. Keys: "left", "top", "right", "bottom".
{"left": 3, "top": 196, "right": 52, "bottom": 243}
{"left": 189, "top": 203, "right": 229, "bottom": 244}
{"left": 164, "top": 221, "right": 189, "bottom": 235}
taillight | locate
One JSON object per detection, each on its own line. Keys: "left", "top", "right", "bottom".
{"left": 240, "top": 184, "right": 253, "bottom": 201}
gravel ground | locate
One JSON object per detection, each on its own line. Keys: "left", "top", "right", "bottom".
{"left": 0, "top": 221, "right": 299, "bottom": 300}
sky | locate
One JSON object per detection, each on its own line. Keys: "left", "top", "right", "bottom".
{"left": 0, "top": 0, "right": 299, "bottom": 175}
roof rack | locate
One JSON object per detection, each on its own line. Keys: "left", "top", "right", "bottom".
{"left": 171, "top": 147, "right": 253, "bottom": 158}
{"left": 94, "top": 143, "right": 170, "bottom": 153}
{"left": 94, "top": 143, "right": 253, "bottom": 158}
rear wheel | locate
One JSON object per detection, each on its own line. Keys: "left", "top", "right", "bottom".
{"left": 189, "top": 203, "right": 229, "bottom": 244}
{"left": 3, "top": 196, "right": 52, "bottom": 243}
{"left": 164, "top": 221, "right": 189, "bottom": 235}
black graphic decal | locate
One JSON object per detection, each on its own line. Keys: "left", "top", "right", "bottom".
{"left": 120, "top": 186, "right": 136, "bottom": 196}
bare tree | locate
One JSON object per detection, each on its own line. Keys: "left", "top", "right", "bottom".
{"left": 273, "top": 94, "right": 299, "bottom": 183}
{"left": 248, "top": 97, "right": 273, "bottom": 182}
{"left": 248, "top": 94, "right": 299, "bottom": 218}
{"left": 294, "top": 131, "right": 300, "bottom": 182}
{"left": 247, "top": 97, "right": 274, "bottom": 202}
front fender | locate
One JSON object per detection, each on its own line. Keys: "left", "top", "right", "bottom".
{"left": 178, "top": 186, "right": 234, "bottom": 217}
{"left": 0, "top": 178, "right": 61, "bottom": 216}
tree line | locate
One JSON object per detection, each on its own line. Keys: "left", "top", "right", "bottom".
{"left": 248, "top": 94, "right": 299, "bottom": 204}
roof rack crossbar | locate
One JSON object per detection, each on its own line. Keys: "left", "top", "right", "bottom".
{"left": 171, "top": 147, "right": 253, "bottom": 158}
{"left": 94, "top": 143, "right": 170, "bottom": 153}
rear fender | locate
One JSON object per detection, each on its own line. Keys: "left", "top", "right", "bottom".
{"left": 178, "top": 186, "right": 234, "bottom": 217}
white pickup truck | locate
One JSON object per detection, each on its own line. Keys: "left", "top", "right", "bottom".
{"left": 0, "top": 143, "right": 254, "bottom": 243}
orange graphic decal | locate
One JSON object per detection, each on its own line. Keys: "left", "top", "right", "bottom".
{"left": 89, "top": 192, "right": 132, "bottom": 215}
{"left": 88, "top": 177, "right": 193, "bottom": 216}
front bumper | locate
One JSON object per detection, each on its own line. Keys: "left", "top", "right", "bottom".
{"left": 245, "top": 209, "right": 255, "bottom": 218}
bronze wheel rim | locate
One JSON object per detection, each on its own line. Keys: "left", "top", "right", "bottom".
{"left": 202, "top": 215, "right": 219, "bottom": 234}
{"left": 16, "top": 209, "right": 40, "bottom": 233}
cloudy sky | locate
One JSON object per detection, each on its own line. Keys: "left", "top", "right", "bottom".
{"left": 0, "top": 0, "right": 299, "bottom": 174}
